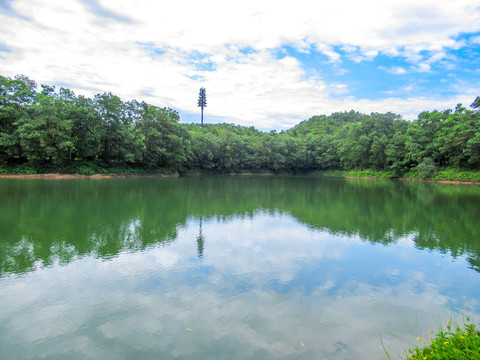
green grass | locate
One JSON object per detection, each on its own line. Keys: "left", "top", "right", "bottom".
{"left": 402, "top": 319, "right": 480, "bottom": 360}
{"left": 433, "top": 169, "right": 480, "bottom": 182}
{"left": 336, "top": 167, "right": 480, "bottom": 182}
{"left": 344, "top": 169, "right": 397, "bottom": 178}
{"left": 314, "top": 169, "right": 396, "bottom": 178}
{"left": 405, "top": 168, "right": 480, "bottom": 182}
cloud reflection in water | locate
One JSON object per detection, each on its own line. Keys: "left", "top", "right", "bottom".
{"left": 1, "top": 211, "right": 479, "bottom": 360}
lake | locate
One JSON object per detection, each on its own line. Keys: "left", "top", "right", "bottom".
{"left": 0, "top": 175, "right": 479, "bottom": 359}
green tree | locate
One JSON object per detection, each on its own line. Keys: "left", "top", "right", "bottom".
{"left": 465, "top": 133, "right": 480, "bottom": 168}
{"left": 405, "top": 110, "right": 446, "bottom": 165}
{"left": 69, "top": 95, "right": 102, "bottom": 161}
{"left": 15, "top": 87, "right": 73, "bottom": 166}
{"left": 0, "top": 75, "right": 37, "bottom": 164}
{"left": 385, "top": 120, "right": 409, "bottom": 175}
{"left": 434, "top": 106, "right": 477, "bottom": 168}
{"left": 94, "top": 92, "right": 133, "bottom": 164}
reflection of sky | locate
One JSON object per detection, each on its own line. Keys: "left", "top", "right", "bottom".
{"left": 0, "top": 212, "right": 479, "bottom": 360}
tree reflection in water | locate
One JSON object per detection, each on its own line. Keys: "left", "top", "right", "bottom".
{"left": 0, "top": 176, "right": 479, "bottom": 276}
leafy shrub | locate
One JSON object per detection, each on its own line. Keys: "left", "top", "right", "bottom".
{"left": 434, "top": 168, "right": 480, "bottom": 182}
{"left": 345, "top": 169, "right": 396, "bottom": 178}
{"left": 0, "top": 164, "right": 38, "bottom": 174}
{"left": 416, "top": 158, "right": 438, "bottom": 179}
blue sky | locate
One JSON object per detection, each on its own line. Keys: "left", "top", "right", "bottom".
{"left": 0, "top": 0, "right": 479, "bottom": 130}
{"left": 275, "top": 35, "right": 480, "bottom": 99}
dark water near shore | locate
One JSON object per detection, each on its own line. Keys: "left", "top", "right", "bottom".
{"left": 0, "top": 176, "right": 479, "bottom": 359}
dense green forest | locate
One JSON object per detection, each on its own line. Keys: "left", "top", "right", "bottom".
{"left": 1, "top": 74, "right": 480, "bottom": 179}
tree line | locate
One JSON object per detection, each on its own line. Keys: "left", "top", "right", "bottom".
{"left": 1, "top": 74, "right": 479, "bottom": 176}
{"left": 0, "top": 75, "right": 190, "bottom": 173}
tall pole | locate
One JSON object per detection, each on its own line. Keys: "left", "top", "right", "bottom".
{"left": 198, "top": 87, "right": 207, "bottom": 126}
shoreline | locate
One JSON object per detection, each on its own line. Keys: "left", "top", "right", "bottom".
{"left": 0, "top": 172, "right": 479, "bottom": 185}
{"left": 0, "top": 172, "right": 288, "bottom": 179}
{"left": 344, "top": 175, "right": 480, "bottom": 185}
{"left": 0, "top": 173, "right": 179, "bottom": 179}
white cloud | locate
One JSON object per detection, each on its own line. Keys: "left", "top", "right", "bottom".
{"left": 380, "top": 66, "right": 408, "bottom": 75}
{"left": 415, "top": 62, "right": 433, "bottom": 73}
{"left": 314, "top": 44, "right": 342, "bottom": 63}
{"left": 0, "top": 0, "right": 479, "bottom": 129}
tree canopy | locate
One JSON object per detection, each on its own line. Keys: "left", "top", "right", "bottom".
{"left": 1, "top": 74, "right": 479, "bottom": 176}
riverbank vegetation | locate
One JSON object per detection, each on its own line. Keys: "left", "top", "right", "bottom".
{"left": 401, "top": 319, "right": 480, "bottom": 360}
{"left": 1, "top": 74, "right": 479, "bottom": 180}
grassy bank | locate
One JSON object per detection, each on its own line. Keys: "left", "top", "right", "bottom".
{"left": 323, "top": 168, "right": 480, "bottom": 184}
{"left": 344, "top": 169, "right": 397, "bottom": 179}
{"left": 408, "top": 168, "right": 480, "bottom": 182}
{"left": 399, "top": 319, "right": 480, "bottom": 360}
{"left": 0, "top": 162, "right": 178, "bottom": 177}
{"left": 1, "top": 163, "right": 480, "bottom": 183}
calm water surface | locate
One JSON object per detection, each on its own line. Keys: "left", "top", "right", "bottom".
{"left": 0, "top": 176, "right": 479, "bottom": 359}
